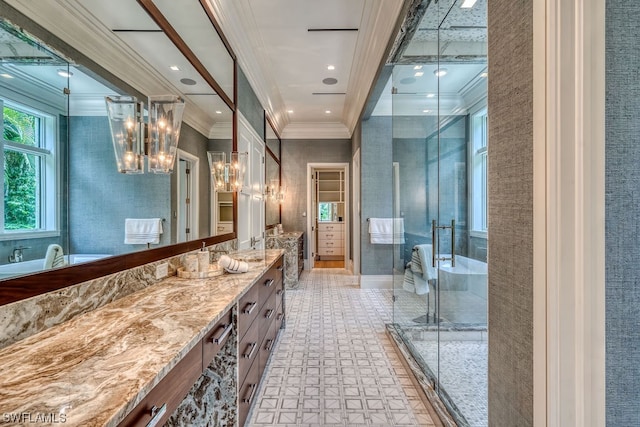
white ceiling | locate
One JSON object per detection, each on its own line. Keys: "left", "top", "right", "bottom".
{"left": 5, "top": 0, "right": 405, "bottom": 140}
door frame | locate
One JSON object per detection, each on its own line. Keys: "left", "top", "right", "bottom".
{"left": 352, "top": 149, "right": 361, "bottom": 275}
{"left": 307, "top": 162, "right": 350, "bottom": 269}
{"left": 176, "top": 149, "right": 199, "bottom": 243}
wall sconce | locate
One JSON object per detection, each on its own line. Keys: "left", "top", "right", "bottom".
{"left": 207, "top": 151, "right": 248, "bottom": 192}
{"left": 266, "top": 179, "right": 286, "bottom": 203}
{"left": 105, "top": 95, "right": 185, "bottom": 174}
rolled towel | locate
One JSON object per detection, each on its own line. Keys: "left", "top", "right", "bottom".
{"left": 217, "top": 255, "right": 249, "bottom": 273}
{"left": 43, "top": 244, "right": 67, "bottom": 269}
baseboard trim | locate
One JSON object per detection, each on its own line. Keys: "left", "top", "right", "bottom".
{"left": 360, "top": 275, "right": 393, "bottom": 289}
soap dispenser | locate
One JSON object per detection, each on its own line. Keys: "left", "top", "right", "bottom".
{"left": 197, "top": 242, "right": 209, "bottom": 272}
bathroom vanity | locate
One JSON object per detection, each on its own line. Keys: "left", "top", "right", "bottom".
{"left": 0, "top": 249, "right": 284, "bottom": 427}
{"left": 266, "top": 231, "right": 303, "bottom": 289}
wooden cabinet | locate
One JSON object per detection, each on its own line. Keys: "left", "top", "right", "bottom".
{"left": 317, "top": 222, "right": 344, "bottom": 257}
{"left": 238, "top": 255, "right": 284, "bottom": 426}
{"left": 118, "top": 342, "right": 203, "bottom": 427}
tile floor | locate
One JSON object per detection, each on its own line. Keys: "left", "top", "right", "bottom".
{"left": 248, "top": 268, "right": 435, "bottom": 426}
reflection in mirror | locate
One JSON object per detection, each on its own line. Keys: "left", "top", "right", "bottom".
{"left": 208, "top": 113, "right": 234, "bottom": 236}
{"left": 265, "top": 117, "right": 280, "bottom": 160}
{"left": 265, "top": 119, "right": 281, "bottom": 227}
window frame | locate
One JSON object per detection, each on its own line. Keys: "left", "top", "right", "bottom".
{"left": 0, "top": 97, "right": 60, "bottom": 240}
{"left": 469, "top": 101, "right": 488, "bottom": 238}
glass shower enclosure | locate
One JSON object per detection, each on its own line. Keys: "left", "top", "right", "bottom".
{"left": 390, "top": 0, "right": 488, "bottom": 425}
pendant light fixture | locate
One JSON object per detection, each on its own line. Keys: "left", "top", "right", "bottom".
{"left": 105, "top": 95, "right": 185, "bottom": 174}
{"left": 207, "top": 151, "right": 248, "bottom": 192}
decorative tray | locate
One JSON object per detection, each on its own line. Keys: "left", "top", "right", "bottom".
{"left": 177, "top": 265, "right": 224, "bottom": 279}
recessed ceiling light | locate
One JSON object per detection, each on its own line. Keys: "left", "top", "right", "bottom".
{"left": 0, "top": 73, "right": 13, "bottom": 79}
{"left": 57, "top": 69, "right": 73, "bottom": 78}
{"left": 287, "top": 110, "right": 294, "bottom": 114}
{"left": 414, "top": 71, "right": 424, "bottom": 77}
{"left": 434, "top": 68, "right": 448, "bottom": 77}
{"left": 426, "top": 93, "right": 435, "bottom": 98}
{"left": 215, "top": 110, "right": 222, "bottom": 114}
{"left": 423, "top": 109, "right": 432, "bottom": 113}
{"left": 480, "top": 72, "right": 488, "bottom": 78}
{"left": 461, "top": 0, "right": 478, "bottom": 8}
{"left": 170, "top": 65, "right": 180, "bottom": 71}
{"left": 414, "top": 65, "right": 423, "bottom": 70}
{"left": 327, "top": 65, "right": 335, "bottom": 71}
{"left": 325, "top": 110, "right": 331, "bottom": 114}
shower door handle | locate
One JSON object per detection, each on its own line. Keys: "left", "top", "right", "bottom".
{"left": 431, "top": 219, "right": 456, "bottom": 267}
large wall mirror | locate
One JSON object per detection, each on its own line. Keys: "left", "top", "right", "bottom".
{"left": 0, "top": 0, "right": 237, "bottom": 301}
{"left": 265, "top": 117, "right": 281, "bottom": 228}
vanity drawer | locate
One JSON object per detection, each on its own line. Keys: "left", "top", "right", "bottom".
{"left": 118, "top": 341, "right": 203, "bottom": 427}
{"left": 238, "top": 282, "right": 260, "bottom": 341}
{"left": 202, "top": 309, "right": 233, "bottom": 371}
{"left": 317, "top": 239, "right": 343, "bottom": 249}
{"left": 317, "top": 223, "right": 343, "bottom": 232}
{"left": 238, "top": 318, "right": 260, "bottom": 387}
{"left": 259, "top": 258, "right": 283, "bottom": 302}
{"left": 259, "top": 290, "right": 277, "bottom": 339}
{"left": 317, "top": 247, "right": 344, "bottom": 256}
{"left": 238, "top": 352, "right": 260, "bottom": 427}
{"left": 259, "top": 318, "right": 278, "bottom": 377}
{"left": 276, "top": 304, "right": 285, "bottom": 331}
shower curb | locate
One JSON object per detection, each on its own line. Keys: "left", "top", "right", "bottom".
{"left": 386, "top": 323, "right": 460, "bottom": 427}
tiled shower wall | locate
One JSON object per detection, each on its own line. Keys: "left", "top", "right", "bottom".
{"left": 605, "top": 0, "right": 640, "bottom": 423}
{"left": 487, "top": 0, "right": 534, "bottom": 424}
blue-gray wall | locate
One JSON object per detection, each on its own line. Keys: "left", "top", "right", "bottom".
{"left": 360, "top": 116, "right": 393, "bottom": 275}
{"left": 606, "top": 0, "right": 640, "bottom": 423}
{"left": 487, "top": 0, "right": 534, "bottom": 423}
{"left": 237, "top": 66, "right": 264, "bottom": 140}
{"left": 280, "top": 139, "right": 352, "bottom": 260}
{"left": 68, "top": 116, "right": 171, "bottom": 255}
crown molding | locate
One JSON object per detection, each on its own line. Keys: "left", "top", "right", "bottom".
{"left": 204, "top": 0, "right": 288, "bottom": 135}
{"left": 281, "top": 122, "right": 351, "bottom": 140}
{"left": 209, "top": 121, "right": 233, "bottom": 140}
{"left": 343, "top": 0, "right": 404, "bottom": 134}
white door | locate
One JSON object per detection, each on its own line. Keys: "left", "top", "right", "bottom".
{"left": 352, "top": 148, "right": 360, "bottom": 275}
{"left": 237, "top": 113, "right": 265, "bottom": 250}
{"left": 176, "top": 150, "right": 199, "bottom": 243}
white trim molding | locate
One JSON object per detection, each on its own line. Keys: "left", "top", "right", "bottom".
{"left": 537, "top": 0, "right": 606, "bottom": 425}
{"left": 282, "top": 122, "right": 352, "bottom": 140}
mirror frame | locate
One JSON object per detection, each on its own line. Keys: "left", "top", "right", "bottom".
{"left": 0, "top": 0, "right": 238, "bottom": 306}
{"left": 264, "top": 115, "right": 281, "bottom": 229}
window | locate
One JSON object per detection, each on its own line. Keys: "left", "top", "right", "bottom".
{"left": 1, "top": 100, "right": 58, "bottom": 238}
{"left": 471, "top": 107, "right": 488, "bottom": 235}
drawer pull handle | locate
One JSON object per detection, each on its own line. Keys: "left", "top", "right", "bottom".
{"left": 243, "top": 342, "right": 257, "bottom": 359}
{"left": 276, "top": 289, "right": 283, "bottom": 296}
{"left": 277, "top": 265, "right": 284, "bottom": 271}
{"left": 146, "top": 403, "right": 167, "bottom": 427}
{"left": 242, "top": 383, "right": 257, "bottom": 404}
{"left": 264, "top": 278, "right": 275, "bottom": 287}
{"left": 265, "top": 309, "right": 275, "bottom": 319}
{"left": 277, "top": 313, "right": 283, "bottom": 321}
{"left": 265, "top": 339, "right": 274, "bottom": 351}
{"left": 212, "top": 323, "right": 233, "bottom": 344}
{"left": 243, "top": 302, "right": 257, "bottom": 314}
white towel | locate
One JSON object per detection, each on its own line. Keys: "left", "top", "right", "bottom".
{"left": 403, "top": 263, "right": 429, "bottom": 295}
{"left": 217, "top": 255, "right": 248, "bottom": 273}
{"left": 43, "top": 244, "right": 67, "bottom": 269}
{"left": 415, "top": 244, "right": 437, "bottom": 281}
{"left": 124, "top": 218, "right": 163, "bottom": 244}
{"left": 368, "top": 218, "right": 405, "bottom": 244}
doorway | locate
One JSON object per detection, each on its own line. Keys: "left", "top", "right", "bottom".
{"left": 307, "top": 163, "right": 350, "bottom": 269}
{"left": 176, "top": 150, "right": 199, "bottom": 243}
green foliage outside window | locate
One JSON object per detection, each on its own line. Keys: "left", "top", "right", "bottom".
{"left": 3, "top": 106, "right": 38, "bottom": 230}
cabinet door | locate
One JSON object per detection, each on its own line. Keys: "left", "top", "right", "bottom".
{"left": 237, "top": 113, "right": 265, "bottom": 250}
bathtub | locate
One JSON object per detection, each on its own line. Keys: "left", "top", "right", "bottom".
{"left": 438, "top": 255, "right": 488, "bottom": 299}
{"left": 0, "top": 254, "right": 111, "bottom": 279}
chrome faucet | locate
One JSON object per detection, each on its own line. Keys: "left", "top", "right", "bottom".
{"left": 8, "top": 246, "right": 30, "bottom": 263}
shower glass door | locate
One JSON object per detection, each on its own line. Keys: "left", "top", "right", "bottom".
{"left": 391, "top": 0, "right": 488, "bottom": 425}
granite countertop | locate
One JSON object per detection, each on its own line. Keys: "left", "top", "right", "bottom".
{"left": 0, "top": 249, "right": 284, "bottom": 427}
{"left": 267, "top": 231, "right": 303, "bottom": 239}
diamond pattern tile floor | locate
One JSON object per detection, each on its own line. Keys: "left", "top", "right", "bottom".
{"left": 247, "top": 268, "right": 435, "bottom": 426}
